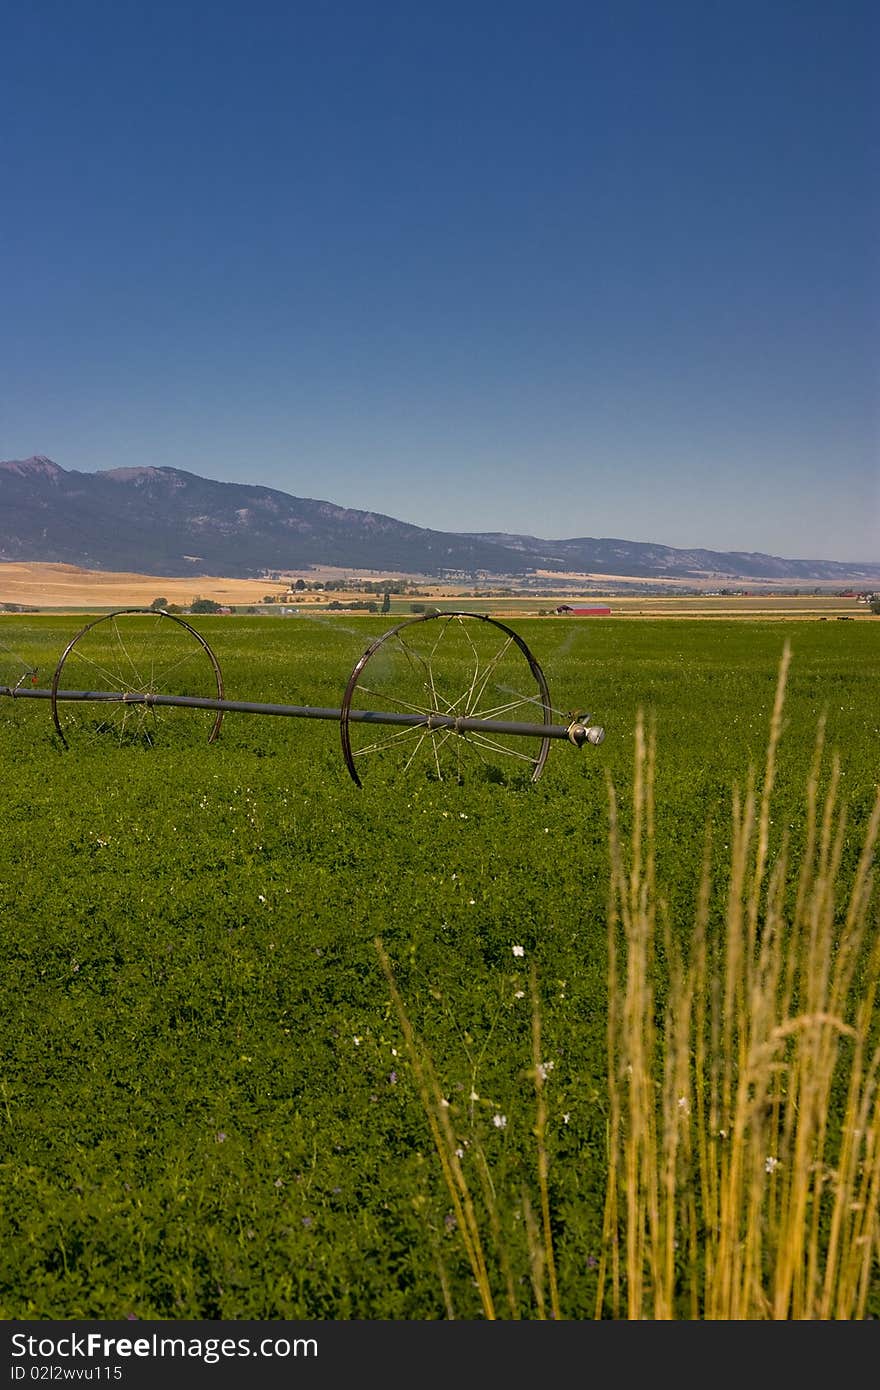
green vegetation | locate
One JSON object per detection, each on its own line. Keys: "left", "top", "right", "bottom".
{"left": 0, "top": 615, "right": 877, "bottom": 1318}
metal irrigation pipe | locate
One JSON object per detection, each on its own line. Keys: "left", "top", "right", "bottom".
{"left": 0, "top": 685, "right": 605, "bottom": 747}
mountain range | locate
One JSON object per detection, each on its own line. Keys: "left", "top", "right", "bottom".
{"left": 1, "top": 456, "right": 878, "bottom": 585}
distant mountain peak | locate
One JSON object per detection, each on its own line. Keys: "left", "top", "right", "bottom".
{"left": 0, "top": 454, "right": 64, "bottom": 478}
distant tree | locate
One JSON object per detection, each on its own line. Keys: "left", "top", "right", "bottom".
{"left": 190, "top": 598, "right": 221, "bottom": 614}
{"left": 294, "top": 578, "right": 306, "bottom": 591}
{"left": 381, "top": 592, "right": 391, "bottom": 613}
{"left": 871, "top": 599, "right": 880, "bottom": 615}
{"left": 150, "top": 597, "right": 169, "bottom": 611}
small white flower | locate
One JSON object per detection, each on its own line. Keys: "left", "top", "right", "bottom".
{"left": 765, "top": 1155, "right": 780, "bottom": 1174}
{"left": 469, "top": 1089, "right": 479, "bottom": 1101}
{"left": 562, "top": 1113, "right": 570, "bottom": 1124}
{"left": 492, "top": 1113, "right": 507, "bottom": 1129}
{"left": 512, "top": 945, "right": 525, "bottom": 958}
{"left": 258, "top": 894, "right": 266, "bottom": 903}
{"left": 514, "top": 990, "right": 525, "bottom": 999}
{"left": 455, "top": 1147, "right": 464, "bottom": 1159}
{"left": 536, "top": 1060, "right": 555, "bottom": 1081}
{"left": 677, "top": 1095, "right": 690, "bottom": 1114}
{"left": 353, "top": 1037, "right": 362, "bottom": 1046}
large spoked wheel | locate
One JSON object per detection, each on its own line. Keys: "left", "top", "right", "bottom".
{"left": 51, "top": 609, "right": 224, "bottom": 749}
{"left": 340, "top": 611, "right": 553, "bottom": 787}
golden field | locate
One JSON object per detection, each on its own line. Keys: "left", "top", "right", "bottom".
{"left": 0, "top": 560, "right": 873, "bottom": 620}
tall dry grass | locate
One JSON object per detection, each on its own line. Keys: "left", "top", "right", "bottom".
{"left": 379, "top": 642, "right": 880, "bottom": 1318}
{"left": 602, "top": 641, "right": 880, "bottom": 1318}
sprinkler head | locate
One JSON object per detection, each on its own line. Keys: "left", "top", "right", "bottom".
{"left": 567, "top": 719, "right": 605, "bottom": 748}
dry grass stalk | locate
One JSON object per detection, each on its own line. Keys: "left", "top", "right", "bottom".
{"left": 375, "top": 937, "right": 497, "bottom": 1318}
{"left": 530, "top": 962, "right": 561, "bottom": 1319}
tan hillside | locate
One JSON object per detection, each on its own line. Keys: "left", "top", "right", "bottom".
{"left": 0, "top": 563, "right": 282, "bottom": 610}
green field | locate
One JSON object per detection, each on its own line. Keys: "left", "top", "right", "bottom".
{"left": 1, "top": 613, "right": 878, "bottom": 1318}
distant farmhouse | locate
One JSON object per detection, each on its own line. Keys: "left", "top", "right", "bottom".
{"left": 555, "top": 604, "right": 612, "bottom": 616}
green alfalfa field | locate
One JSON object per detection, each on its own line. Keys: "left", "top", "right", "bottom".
{"left": 0, "top": 612, "right": 878, "bottom": 1319}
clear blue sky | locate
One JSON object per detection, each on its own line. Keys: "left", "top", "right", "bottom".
{"left": 3, "top": 1, "right": 877, "bottom": 561}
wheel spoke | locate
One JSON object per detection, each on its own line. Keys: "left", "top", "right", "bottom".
{"left": 460, "top": 730, "right": 543, "bottom": 764}
{"left": 354, "top": 721, "right": 440, "bottom": 758}
{"left": 354, "top": 682, "right": 445, "bottom": 721}
{"left": 109, "top": 615, "right": 150, "bottom": 690}
{"left": 463, "top": 633, "right": 516, "bottom": 716}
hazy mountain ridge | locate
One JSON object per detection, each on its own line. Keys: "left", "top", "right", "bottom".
{"left": 459, "top": 532, "right": 880, "bottom": 582}
{"left": 2, "top": 456, "right": 878, "bottom": 584}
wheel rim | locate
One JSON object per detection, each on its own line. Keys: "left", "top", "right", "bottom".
{"left": 340, "top": 611, "right": 553, "bottom": 786}
{"left": 51, "top": 609, "right": 224, "bottom": 749}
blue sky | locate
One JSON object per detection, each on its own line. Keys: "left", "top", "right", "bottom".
{"left": 3, "top": 1, "right": 877, "bottom": 561}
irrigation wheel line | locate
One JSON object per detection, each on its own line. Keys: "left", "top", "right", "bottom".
{"left": 50, "top": 608, "right": 225, "bottom": 749}
{"left": 340, "top": 610, "right": 556, "bottom": 787}
{"left": 0, "top": 607, "right": 605, "bottom": 786}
